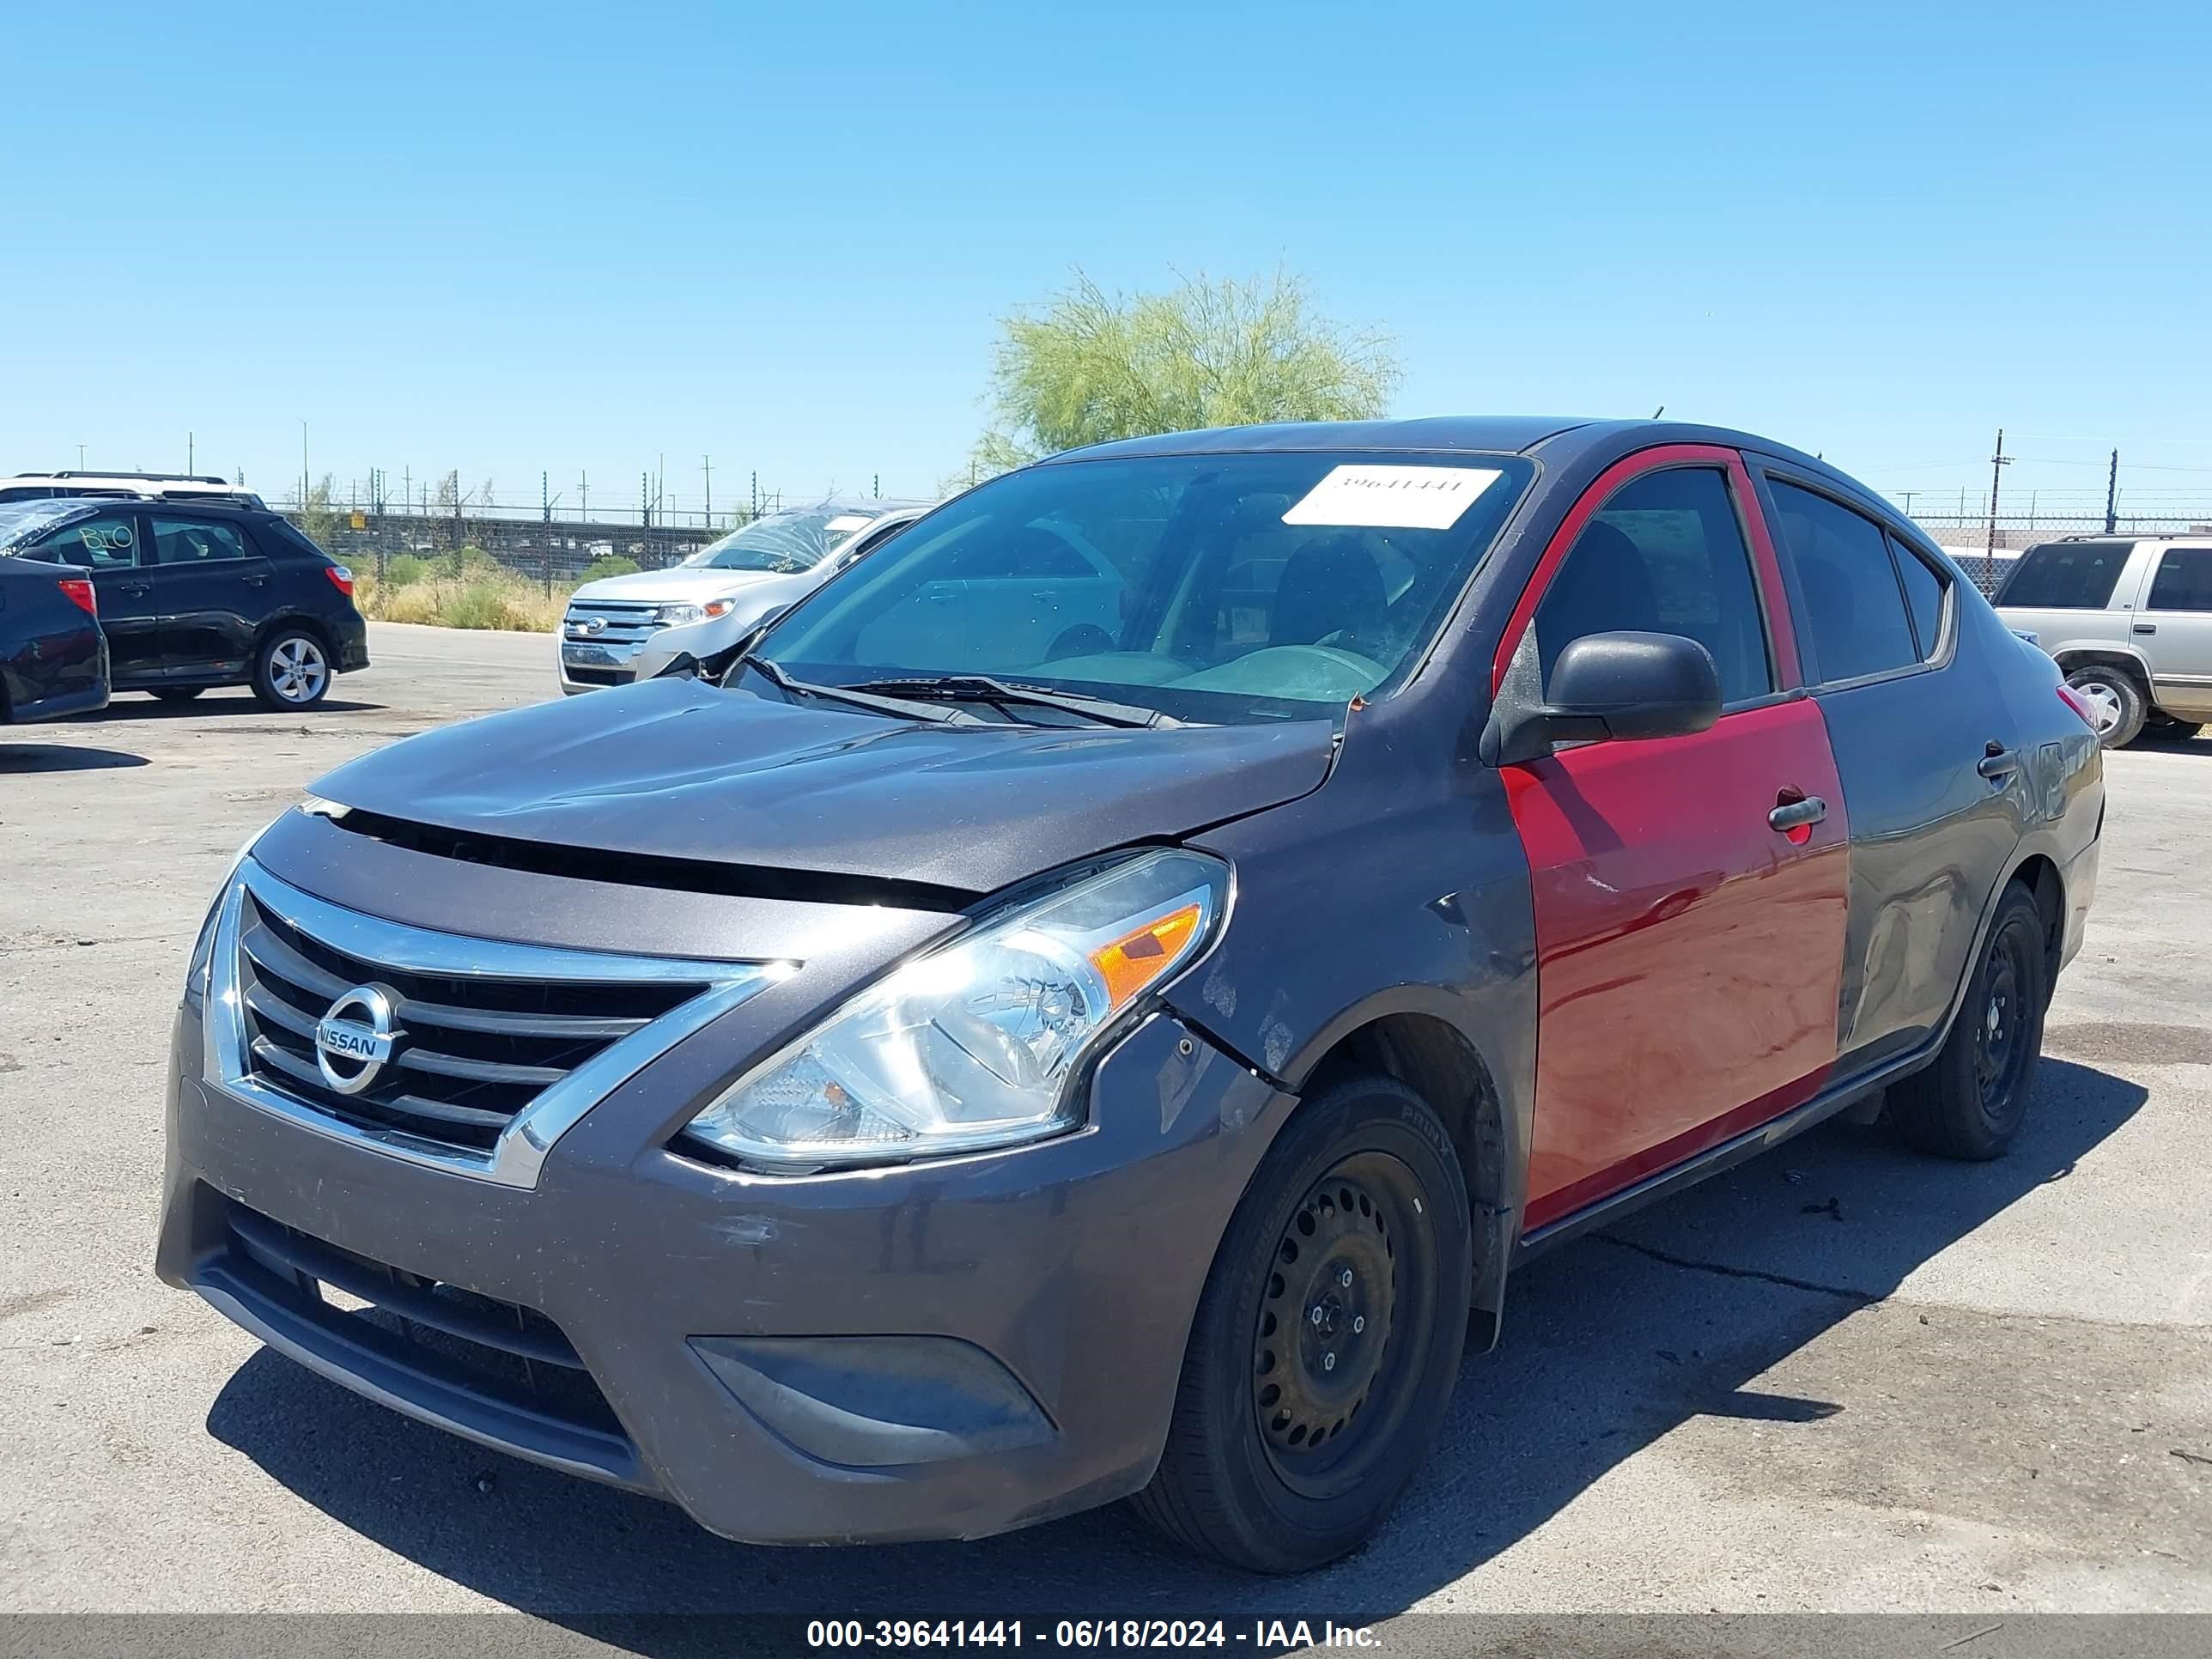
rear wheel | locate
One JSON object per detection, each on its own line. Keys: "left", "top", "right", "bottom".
{"left": 252, "top": 629, "right": 331, "bottom": 709}
{"left": 1889, "top": 884, "right": 2048, "bottom": 1161}
{"left": 1128, "top": 1073, "right": 1472, "bottom": 1573}
{"left": 2145, "top": 714, "right": 2203, "bottom": 743}
{"left": 149, "top": 687, "right": 205, "bottom": 703}
{"left": 2063, "top": 664, "right": 2146, "bottom": 748}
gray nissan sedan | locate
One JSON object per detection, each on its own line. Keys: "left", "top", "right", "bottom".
{"left": 158, "top": 417, "right": 2101, "bottom": 1571}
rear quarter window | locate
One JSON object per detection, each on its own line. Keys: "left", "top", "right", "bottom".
{"left": 1765, "top": 481, "right": 1918, "bottom": 684}
{"left": 1995, "top": 540, "right": 2132, "bottom": 610}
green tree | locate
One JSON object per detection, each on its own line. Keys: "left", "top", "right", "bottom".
{"left": 956, "top": 269, "right": 1398, "bottom": 489}
{"left": 300, "top": 473, "right": 343, "bottom": 550}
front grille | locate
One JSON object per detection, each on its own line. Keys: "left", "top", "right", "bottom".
{"left": 562, "top": 599, "right": 661, "bottom": 647}
{"left": 208, "top": 1197, "right": 637, "bottom": 1467}
{"left": 234, "top": 887, "right": 704, "bottom": 1155}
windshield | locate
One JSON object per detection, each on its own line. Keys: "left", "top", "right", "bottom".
{"left": 0, "top": 500, "right": 90, "bottom": 553}
{"left": 685, "top": 507, "right": 878, "bottom": 574}
{"left": 755, "top": 451, "right": 1535, "bottom": 725}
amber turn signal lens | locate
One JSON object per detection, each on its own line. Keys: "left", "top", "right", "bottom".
{"left": 1087, "top": 902, "right": 1206, "bottom": 1012}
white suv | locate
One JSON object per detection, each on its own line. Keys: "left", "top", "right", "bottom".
{"left": 557, "top": 500, "right": 929, "bottom": 694}
{"left": 0, "top": 471, "right": 266, "bottom": 507}
{"left": 1996, "top": 533, "right": 2212, "bottom": 746}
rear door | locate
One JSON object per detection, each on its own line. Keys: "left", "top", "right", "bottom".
{"left": 25, "top": 508, "right": 162, "bottom": 682}
{"left": 148, "top": 512, "right": 271, "bottom": 679}
{"left": 1755, "top": 467, "right": 2021, "bottom": 1072}
{"left": 2135, "top": 544, "right": 2212, "bottom": 721}
{"left": 1499, "top": 447, "right": 1851, "bottom": 1231}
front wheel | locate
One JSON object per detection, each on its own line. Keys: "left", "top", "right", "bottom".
{"left": 1128, "top": 1073, "right": 1472, "bottom": 1573}
{"left": 1888, "top": 884, "right": 2049, "bottom": 1161}
{"left": 252, "top": 629, "right": 331, "bottom": 709}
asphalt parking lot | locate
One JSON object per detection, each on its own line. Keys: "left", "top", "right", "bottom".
{"left": 3, "top": 620, "right": 2209, "bottom": 1622}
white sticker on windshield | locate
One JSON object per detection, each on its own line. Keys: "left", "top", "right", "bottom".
{"left": 824, "top": 514, "right": 873, "bottom": 532}
{"left": 1281, "top": 465, "right": 1502, "bottom": 531}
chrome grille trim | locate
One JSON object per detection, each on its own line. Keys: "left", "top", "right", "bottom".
{"left": 203, "top": 860, "right": 782, "bottom": 1188}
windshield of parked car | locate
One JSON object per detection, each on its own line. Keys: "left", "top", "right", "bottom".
{"left": 0, "top": 500, "right": 92, "bottom": 553}
{"left": 685, "top": 507, "right": 878, "bottom": 574}
{"left": 754, "top": 451, "right": 1535, "bottom": 725}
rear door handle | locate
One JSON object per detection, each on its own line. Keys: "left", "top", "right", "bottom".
{"left": 2133, "top": 623, "right": 2157, "bottom": 635}
{"left": 1978, "top": 743, "right": 2021, "bottom": 779}
{"left": 1768, "top": 795, "right": 1827, "bottom": 832}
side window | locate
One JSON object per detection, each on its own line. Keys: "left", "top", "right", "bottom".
{"left": 32, "top": 514, "right": 141, "bottom": 570}
{"left": 1766, "top": 482, "right": 1918, "bottom": 684}
{"left": 2146, "top": 548, "right": 2212, "bottom": 613}
{"left": 1533, "top": 467, "right": 1773, "bottom": 706}
{"left": 1992, "top": 539, "right": 2131, "bottom": 610}
{"left": 151, "top": 516, "right": 246, "bottom": 564}
{"left": 1887, "top": 533, "right": 1950, "bottom": 659}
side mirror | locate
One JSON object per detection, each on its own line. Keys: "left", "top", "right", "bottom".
{"left": 1480, "top": 630, "right": 1722, "bottom": 767}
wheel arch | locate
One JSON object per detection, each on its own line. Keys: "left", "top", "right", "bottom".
{"left": 253, "top": 610, "right": 337, "bottom": 658}
{"left": 2051, "top": 646, "right": 2151, "bottom": 688}
{"left": 1286, "top": 999, "right": 1516, "bottom": 1352}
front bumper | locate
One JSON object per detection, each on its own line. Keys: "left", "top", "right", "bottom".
{"left": 155, "top": 834, "right": 1289, "bottom": 1546}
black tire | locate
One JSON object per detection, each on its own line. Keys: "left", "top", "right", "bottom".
{"left": 251, "top": 628, "right": 332, "bottom": 709}
{"left": 149, "top": 687, "right": 205, "bottom": 703}
{"left": 2063, "top": 663, "right": 2147, "bottom": 749}
{"left": 2146, "top": 716, "right": 2203, "bottom": 743}
{"left": 1888, "top": 884, "right": 2048, "bottom": 1161}
{"left": 1128, "top": 1073, "right": 1473, "bottom": 1573}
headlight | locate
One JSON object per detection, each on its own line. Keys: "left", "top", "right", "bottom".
{"left": 656, "top": 598, "right": 739, "bottom": 626}
{"left": 681, "top": 848, "right": 1229, "bottom": 1173}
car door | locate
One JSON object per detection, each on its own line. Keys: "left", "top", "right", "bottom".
{"left": 148, "top": 512, "right": 270, "bottom": 679}
{"left": 1754, "top": 466, "right": 2023, "bottom": 1073}
{"left": 26, "top": 508, "right": 162, "bottom": 683}
{"left": 1498, "top": 448, "right": 1850, "bottom": 1232}
{"left": 2135, "top": 544, "right": 2212, "bottom": 721}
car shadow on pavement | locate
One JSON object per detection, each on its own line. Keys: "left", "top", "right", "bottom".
{"left": 0, "top": 740, "right": 149, "bottom": 771}
{"left": 91, "top": 694, "right": 386, "bottom": 720}
{"left": 206, "top": 1057, "right": 2145, "bottom": 1637}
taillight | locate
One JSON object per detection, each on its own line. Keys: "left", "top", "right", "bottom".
{"left": 325, "top": 564, "right": 355, "bottom": 597}
{"left": 58, "top": 577, "right": 96, "bottom": 617}
{"left": 2056, "top": 684, "right": 2099, "bottom": 731}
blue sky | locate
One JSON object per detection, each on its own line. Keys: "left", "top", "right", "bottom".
{"left": 3, "top": 1, "right": 2206, "bottom": 526}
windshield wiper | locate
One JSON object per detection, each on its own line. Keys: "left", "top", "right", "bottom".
{"left": 741, "top": 655, "right": 983, "bottom": 725}
{"left": 836, "top": 675, "right": 1183, "bottom": 729}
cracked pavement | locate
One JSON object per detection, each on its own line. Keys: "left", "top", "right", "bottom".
{"left": 2, "top": 622, "right": 2209, "bottom": 1620}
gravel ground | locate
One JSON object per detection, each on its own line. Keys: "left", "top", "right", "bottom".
{"left": 2, "top": 621, "right": 2208, "bottom": 1627}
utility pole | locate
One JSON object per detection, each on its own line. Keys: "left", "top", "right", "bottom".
{"left": 872, "top": 471, "right": 879, "bottom": 500}
{"left": 301, "top": 420, "right": 310, "bottom": 512}
{"left": 2105, "top": 449, "right": 2119, "bottom": 535}
{"left": 1900, "top": 489, "right": 1917, "bottom": 517}
{"left": 641, "top": 471, "right": 651, "bottom": 529}
{"left": 703, "top": 455, "right": 713, "bottom": 528}
{"left": 403, "top": 466, "right": 410, "bottom": 518}
{"left": 1983, "top": 428, "right": 2009, "bottom": 588}
{"left": 187, "top": 431, "right": 194, "bottom": 473}
{"left": 76, "top": 443, "right": 86, "bottom": 469}
{"left": 750, "top": 470, "right": 758, "bottom": 517}
{"left": 542, "top": 471, "right": 554, "bottom": 598}
{"left": 580, "top": 471, "right": 589, "bottom": 523}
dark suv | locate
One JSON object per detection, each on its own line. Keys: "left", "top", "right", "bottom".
{"left": 156, "top": 417, "right": 2100, "bottom": 1572}
{"left": 3, "top": 498, "right": 367, "bottom": 708}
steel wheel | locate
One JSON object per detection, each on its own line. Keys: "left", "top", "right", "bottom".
{"left": 1251, "top": 1152, "right": 1435, "bottom": 1501}
{"left": 1972, "top": 925, "right": 2034, "bottom": 1132}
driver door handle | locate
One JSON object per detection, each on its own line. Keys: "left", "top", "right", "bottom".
{"left": 1768, "top": 795, "right": 1827, "bottom": 832}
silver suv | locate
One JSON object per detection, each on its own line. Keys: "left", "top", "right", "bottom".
{"left": 1996, "top": 534, "right": 2212, "bottom": 746}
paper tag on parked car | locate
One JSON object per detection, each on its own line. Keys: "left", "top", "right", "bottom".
{"left": 1282, "top": 465, "right": 1501, "bottom": 531}
{"left": 825, "top": 514, "right": 874, "bottom": 532}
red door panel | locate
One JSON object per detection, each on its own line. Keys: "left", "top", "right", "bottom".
{"left": 1510, "top": 697, "right": 1850, "bottom": 1231}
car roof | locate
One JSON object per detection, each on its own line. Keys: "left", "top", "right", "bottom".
{"left": 1043, "top": 416, "right": 1897, "bottom": 522}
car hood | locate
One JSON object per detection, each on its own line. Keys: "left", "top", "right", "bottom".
{"left": 571, "top": 565, "right": 800, "bottom": 604}
{"left": 311, "top": 678, "right": 1338, "bottom": 897}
